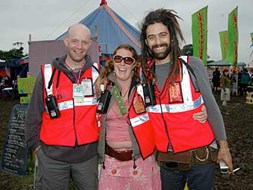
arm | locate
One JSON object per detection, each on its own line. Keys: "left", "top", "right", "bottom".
{"left": 190, "top": 57, "right": 233, "bottom": 172}
{"left": 25, "top": 72, "right": 45, "bottom": 152}
{"left": 217, "top": 140, "right": 233, "bottom": 173}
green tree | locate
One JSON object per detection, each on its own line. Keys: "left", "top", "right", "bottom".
{"left": 0, "top": 47, "right": 25, "bottom": 60}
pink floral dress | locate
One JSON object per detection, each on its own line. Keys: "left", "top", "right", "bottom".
{"left": 98, "top": 154, "right": 161, "bottom": 190}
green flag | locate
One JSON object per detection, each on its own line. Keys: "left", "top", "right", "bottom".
{"left": 226, "top": 7, "right": 238, "bottom": 66}
{"left": 219, "top": 31, "right": 229, "bottom": 60}
{"left": 192, "top": 6, "right": 208, "bottom": 65}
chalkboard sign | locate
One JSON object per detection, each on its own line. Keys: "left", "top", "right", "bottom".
{"left": 1, "top": 104, "right": 28, "bottom": 176}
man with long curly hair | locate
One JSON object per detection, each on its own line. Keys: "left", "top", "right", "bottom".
{"left": 139, "top": 9, "right": 233, "bottom": 190}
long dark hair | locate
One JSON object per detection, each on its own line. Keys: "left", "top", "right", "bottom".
{"left": 140, "top": 9, "right": 185, "bottom": 82}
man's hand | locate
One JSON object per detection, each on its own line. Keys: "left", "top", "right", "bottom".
{"left": 217, "top": 140, "right": 234, "bottom": 174}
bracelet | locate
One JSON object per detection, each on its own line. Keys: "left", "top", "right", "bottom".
{"left": 219, "top": 148, "right": 230, "bottom": 152}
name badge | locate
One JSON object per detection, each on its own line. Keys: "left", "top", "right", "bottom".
{"left": 168, "top": 82, "right": 183, "bottom": 103}
{"left": 81, "top": 79, "right": 93, "bottom": 96}
{"left": 73, "top": 84, "right": 85, "bottom": 104}
{"left": 133, "top": 94, "right": 146, "bottom": 114}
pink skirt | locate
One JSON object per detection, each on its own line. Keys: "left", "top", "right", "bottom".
{"left": 98, "top": 154, "right": 161, "bottom": 190}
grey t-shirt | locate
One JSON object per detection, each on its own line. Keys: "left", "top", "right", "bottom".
{"left": 155, "top": 61, "right": 171, "bottom": 91}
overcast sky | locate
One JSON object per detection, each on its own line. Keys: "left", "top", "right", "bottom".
{"left": 0, "top": 0, "right": 252, "bottom": 63}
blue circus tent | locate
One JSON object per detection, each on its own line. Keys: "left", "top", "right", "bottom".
{"left": 56, "top": 0, "right": 141, "bottom": 55}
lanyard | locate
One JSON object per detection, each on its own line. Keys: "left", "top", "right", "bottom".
{"left": 112, "top": 85, "right": 127, "bottom": 116}
{"left": 65, "top": 62, "right": 83, "bottom": 84}
{"left": 72, "top": 69, "right": 82, "bottom": 84}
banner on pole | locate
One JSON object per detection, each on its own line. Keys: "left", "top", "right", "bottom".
{"left": 219, "top": 31, "right": 229, "bottom": 60}
{"left": 226, "top": 7, "right": 238, "bottom": 66}
{"left": 192, "top": 6, "right": 208, "bottom": 65}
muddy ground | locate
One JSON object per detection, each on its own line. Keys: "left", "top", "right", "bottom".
{"left": 0, "top": 92, "right": 252, "bottom": 190}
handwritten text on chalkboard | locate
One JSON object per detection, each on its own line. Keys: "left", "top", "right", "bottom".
{"left": 1, "top": 104, "right": 28, "bottom": 176}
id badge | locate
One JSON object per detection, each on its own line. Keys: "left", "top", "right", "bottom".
{"left": 168, "top": 82, "right": 183, "bottom": 103}
{"left": 81, "top": 79, "right": 93, "bottom": 96}
{"left": 133, "top": 94, "right": 146, "bottom": 114}
{"left": 73, "top": 84, "right": 85, "bottom": 104}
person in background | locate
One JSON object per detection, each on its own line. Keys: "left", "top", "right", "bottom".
{"left": 97, "top": 44, "right": 161, "bottom": 190}
{"left": 238, "top": 68, "right": 250, "bottom": 96}
{"left": 139, "top": 9, "right": 233, "bottom": 190}
{"left": 25, "top": 23, "right": 100, "bottom": 190}
{"left": 220, "top": 69, "right": 231, "bottom": 106}
{"left": 249, "top": 68, "right": 253, "bottom": 86}
{"left": 230, "top": 70, "right": 236, "bottom": 96}
{"left": 212, "top": 67, "right": 221, "bottom": 92}
{"left": 1, "top": 75, "right": 12, "bottom": 87}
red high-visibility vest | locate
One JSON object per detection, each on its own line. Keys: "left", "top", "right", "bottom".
{"left": 128, "top": 86, "right": 156, "bottom": 159}
{"left": 146, "top": 58, "right": 214, "bottom": 153}
{"left": 40, "top": 64, "right": 100, "bottom": 146}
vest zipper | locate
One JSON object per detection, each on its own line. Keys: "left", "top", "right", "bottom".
{"left": 158, "top": 97, "right": 174, "bottom": 152}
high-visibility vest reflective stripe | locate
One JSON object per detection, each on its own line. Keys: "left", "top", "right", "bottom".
{"left": 147, "top": 95, "right": 203, "bottom": 113}
{"left": 45, "top": 95, "right": 97, "bottom": 112}
{"left": 57, "top": 100, "right": 73, "bottom": 110}
{"left": 44, "top": 64, "right": 53, "bottom": 95}
{"left": 92, "top": 63, "right": 99, "bottom": 96}
{"left": 129, "top": 113, "right": 149, "bottom": 127}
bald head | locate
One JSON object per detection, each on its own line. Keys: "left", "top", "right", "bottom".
{"left": 67, "top": 23, "right": 91, "bottom": 39}
{"left": 63, "top": 23, "right": 92, "bottom": 66}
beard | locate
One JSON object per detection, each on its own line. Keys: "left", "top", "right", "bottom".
{"left": 150, "top": 43, "right": 171, "bottom": 60}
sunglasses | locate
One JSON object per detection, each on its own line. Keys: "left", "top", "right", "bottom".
{"left": 113, "top": 55, "right": 135, "bottom": 65}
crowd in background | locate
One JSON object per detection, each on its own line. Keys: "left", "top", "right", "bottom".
{"left": 211, "top": 67, "right": 253, "bottom": 105}
{"left": 212, "top": 67, "right": 253, "bottom": 96}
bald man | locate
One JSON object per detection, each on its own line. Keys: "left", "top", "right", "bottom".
{"left": 25, "top": 23, "right": 100, "bottom": 190}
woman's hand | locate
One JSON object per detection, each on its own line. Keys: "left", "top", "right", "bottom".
{"left": 193, "top": 105, "right": 207, "bottom": 123}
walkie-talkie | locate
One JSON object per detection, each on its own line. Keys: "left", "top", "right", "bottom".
{"left": 142, "top": 81, "right": 156, "bottom": 106}
{"left": 97, "top": 84, "right": 111, "bottom": 114}
{"left": 45, "top": 94, "right": 60, "bottom": 119}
